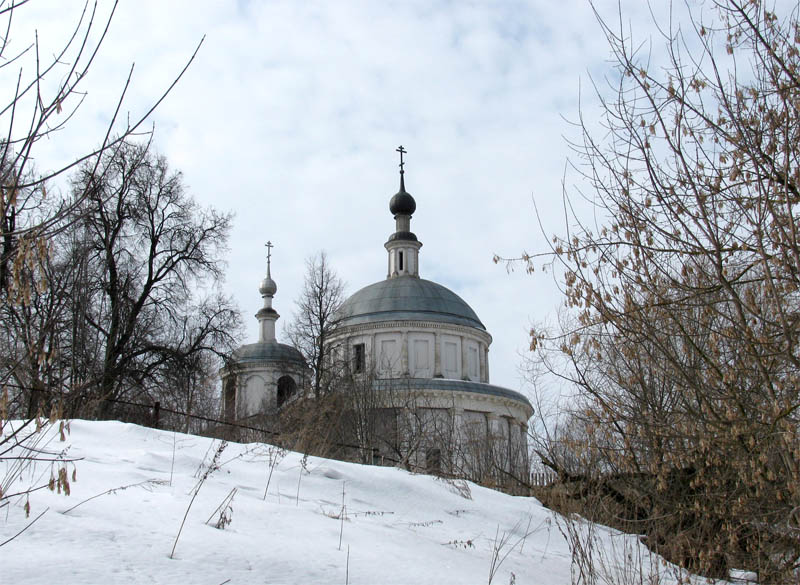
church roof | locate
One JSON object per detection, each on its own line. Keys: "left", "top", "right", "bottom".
{"left": 337, "top": 276, "right": 485, "bottom": 330}
{"left": 231, "top": 341, "right": 306, "bottom": 366}
{"left": 373, "top": 378, "right": 532, "bottom": 411}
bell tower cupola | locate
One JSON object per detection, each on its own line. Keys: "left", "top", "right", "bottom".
{"left": 385, "top": 145, "right": 422, "bottom": 278}
{"left": 256, "top": 241, "right": 280, "bottom": 342}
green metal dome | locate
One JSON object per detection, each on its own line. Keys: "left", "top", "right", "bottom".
{"left": 338, "top": 276, "right": 485, "bottom": 330}
{"left": 232, "top": 341, "right": 306, "bottom": 365}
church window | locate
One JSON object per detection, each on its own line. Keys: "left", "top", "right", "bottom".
{"left": 277, "top": 375, "right": 296, "bottom": 408}
{"left": 399, "top": 251, "right": 404, "bottom": 271}
{"left": 224, "top": 377, "right": 236, "bottom": 422}
{"left": 426, "top": 447, "right": 442, "bottom": 473}
{"left": 353, "top": 343, "right": 366, "bottom": 373}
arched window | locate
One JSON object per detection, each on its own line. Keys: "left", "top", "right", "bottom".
{"left": 224, "top": 377, "right": 236, "bottom": 422}
{"left": 426, "top": 447, "right": 442, "bottom": 474}
{"left": 277, "top": 375, "right": 297, "bottom": 408}
{"left": 353, "top": 343, "right": 366, "bottom": 373}
{"left": 398, "top": 251, "right": 404, "bottom": 271}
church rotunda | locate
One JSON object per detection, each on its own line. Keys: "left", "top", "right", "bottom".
{"left": 220, "top": 244, "right": 308, "bottom": 423}
{"left": 327, "top": 147, "right": 532, "bottom": 480}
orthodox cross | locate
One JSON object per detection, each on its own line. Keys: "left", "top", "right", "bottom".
{"left": 396, "top": 145, "right": 407, "bottom": 174}
{"left": 265, "top": 241, "right": 273, "bottom": 273}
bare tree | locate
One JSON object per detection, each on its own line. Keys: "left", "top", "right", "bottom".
{"left": 0, "top": 1, "right": 201, "bottom": 302}
{"left": 160, "top": 351, "right": 222, "bottom": 433}
{"left": 63, "top": 140, "right": 241, "bottom": 418}
{"left": 0, "top": 0, "right": 201, "bottom": 522}
{"left": 285, "top": 251, "right": 345, "bottom": 398}
{"left": 511, "top": 1, "right": 800, "bottom": 580}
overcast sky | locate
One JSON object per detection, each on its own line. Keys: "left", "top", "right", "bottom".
{"left": 8, "top": 0, "right": 673, "bottom": 397}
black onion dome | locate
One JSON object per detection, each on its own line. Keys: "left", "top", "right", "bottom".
{"left": 389, "top": 179, "right": 416, "bottom": 216}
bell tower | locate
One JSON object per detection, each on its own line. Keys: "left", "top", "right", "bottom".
{"left": 385, "top": 145, "right": 422, "bottom": 278}
{"left": 256, "top": 241, "right": 279, "bottom": 342}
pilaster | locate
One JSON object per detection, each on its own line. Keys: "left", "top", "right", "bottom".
{"left": 434, "top": 331, "right": 442, "bottom": 377}
{"left": 401, "top": 330, "right": 409, "bottom": 376}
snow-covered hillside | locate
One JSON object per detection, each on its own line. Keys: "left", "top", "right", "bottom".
{"left": 3, "top": 421, "right": 698, "bottom": 584}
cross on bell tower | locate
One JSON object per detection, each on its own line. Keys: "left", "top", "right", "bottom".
{"left": 396, "top": 145, "right": 407, "bottom": 190}
{"left": 396, "top": 145, "right": 406, "bottom": 171}
{"left": 265, "top": 241, "right": 273, "bottom": 277}
{"left": 257, "top": 241, "right": 279, "bottom": 342}
{"left": 386, "top": 146, "right": 421, "bottom": 279}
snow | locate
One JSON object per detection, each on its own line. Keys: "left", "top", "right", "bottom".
{"left": 2, "top": 421, "right": 707, "bottom": 584}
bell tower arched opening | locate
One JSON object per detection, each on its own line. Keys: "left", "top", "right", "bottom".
{"left": 277, "top": 375, "right": 297, "bottom": 408}
{"left": 224, "top": 377, "right": 236, "bottom": 422}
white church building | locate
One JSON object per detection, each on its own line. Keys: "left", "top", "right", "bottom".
{"left": 221, "top": 148, "right": 532, "bottom": 482}
{"left": 219, "top": 243, "right": 308, "bottom": 423}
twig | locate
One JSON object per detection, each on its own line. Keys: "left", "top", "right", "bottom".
{"left": 205, "top": 487, "right": 237, "bottom": 526}
{"left": 263, "top": 446, "right": 284, "bottom": 501}
{"left": 488, "top": 519, "right": 538, "bottom": 585}
{"left": 169, "top": 431, "right": 176, "bottom": 487}
{"left": 0, "top": 456, "right": 81, "bottom": 462}
{"left": 170, "top": 440, "right": 226, "bottom": 559}
{"left": 296, "top": 455, "right": 308, "bottom": 507}
{"left": 296, "top": 465, "right": 302, "bottom": 506}
{"left": 0, "top": 506, "right": 48, "bottom": 547}
{"left": 520, "top": 515, "right": 532, "bottom": 553}
{"left": 338, "top": 481, "right": 346, "bottom": 550}
{"left": 63, "top": 479, "right": 163, "bottom": 514}
{"left": 488, "top": 525, "right": 502, "bottom": 585}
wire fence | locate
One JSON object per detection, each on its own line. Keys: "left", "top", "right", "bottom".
{"left": 3, "top": 382, "right": 357, "bottom": 450}
{"left": 5, "top": 383, "right": 548, "bottom": 490}
{"left": 79, "top": 393, "right": 402, "bottom": 463}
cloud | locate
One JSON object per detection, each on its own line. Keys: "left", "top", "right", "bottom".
{"left": 3, "top": 0, "right": 676, "bottom": 396}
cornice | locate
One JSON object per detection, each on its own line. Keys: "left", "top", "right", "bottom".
{"left": 331, "top": 319, "right": 493, "bottom": 345}
{"left": 220, "top": 360, "right": 308, "bottom": 377}
{"left": 371, "top": 386, "right": 532, "bottom": 422}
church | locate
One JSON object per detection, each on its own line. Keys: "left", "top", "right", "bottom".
{"left": 220, "top": 148, "right": 532, "bottom": 483}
